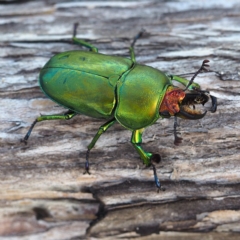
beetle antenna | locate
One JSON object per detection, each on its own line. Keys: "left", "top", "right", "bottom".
{"left": 184, "top": 59, "right": 210, "bottom": 91}
{"left": 173, "top": 116, "right": 182, "bottom": 145}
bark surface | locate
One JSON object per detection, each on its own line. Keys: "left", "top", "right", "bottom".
{"left": 0, "top": 0, "right": 240, "bottom": 239}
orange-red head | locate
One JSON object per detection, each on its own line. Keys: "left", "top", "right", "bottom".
{"left": 160, "top": 86, "right": 210, "bottom": 120}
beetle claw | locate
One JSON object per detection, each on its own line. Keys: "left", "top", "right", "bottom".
{"left": 20, "top": 138, "right": 28, "bottom": 145}
{"left": 174, "top": 136, "right": 183, "bottom": 146}
{"left": 83, "top": 163, "right": 91, "bottom": 175}
{"left": 173, "top": 116, "right": 183, "bottom": 145}
{"left": 83, "top": 169, "right": 91, "bottom": 175}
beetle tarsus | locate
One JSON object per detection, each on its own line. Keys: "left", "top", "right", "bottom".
{"left": 73, "top": 23, "right": 79, "bottom": 38}
{"left": 83, "top": 149, "right": 91, "bottom": 175}
{"left": 173, "top": 116, "right": 183, "bottom": 145}
{"left": 152, "top": 164, "right": 165, "bottom": 192}
{"left": 21, "top": 119, "right": 38, "bottom": 144}
{"left": 20, "top": 138, "right": 28, "bottom": 145}
{"left": 131, "top": 29, "right": 145, "bottom": 48}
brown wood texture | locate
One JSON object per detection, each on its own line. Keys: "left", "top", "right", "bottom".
{"left": 0, "top": 0, "right": 240, "bottom": 239}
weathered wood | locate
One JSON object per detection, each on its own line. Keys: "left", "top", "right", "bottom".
{"left": 0, "top": 0, "right": 240, "bottom": 239}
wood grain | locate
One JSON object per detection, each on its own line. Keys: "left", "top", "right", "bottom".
{"left": 0, "top": 0, "right": 240, "bottom": 239}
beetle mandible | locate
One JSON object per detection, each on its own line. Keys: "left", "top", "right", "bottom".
{"left": 23, "top": 24, "right": 217, "bottom": 190}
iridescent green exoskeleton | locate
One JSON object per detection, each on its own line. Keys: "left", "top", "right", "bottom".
{"left": 23, "top": 24, "right": 217, "bottom": 190}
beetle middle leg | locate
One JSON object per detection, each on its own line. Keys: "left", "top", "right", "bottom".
{"left": 131, "top": 129, "right": 162, "bottom": 190}
{"left": 84, "top": 118, "right": 116, "bottom": 174}
{"left": 22, "top": 110, "right": 77, "bottom": 143}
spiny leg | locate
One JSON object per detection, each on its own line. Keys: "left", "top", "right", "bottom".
{"left": 129, "top": 30, "right": 145, "bottom": 63}
{"left": 22, "top": 110, "right": 77, "bottom": 143}
{"left": 131, "top": 129, "right": 163, "bottom": 190}
{"left": 72, "top": 23, "right": 98, "bottom": 52}
{"left": 84, "top": 118, "right": 116, "bottom": 174}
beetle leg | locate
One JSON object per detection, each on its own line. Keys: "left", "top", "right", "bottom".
{"left": 72, "top": 23, "right": 98, "bottom": 52}
{"left": 152, "top": 164, "right": 165, "bottom": 192}
{"left": 129, "top": 30, "right": 145, "bottom": 63}
{"left": 169, "top": 75, "right": 201, "bottom": 90}
{"left": 173, "top": 116, "right": 183, "bottom": 145}
{"left": 22, "top": 110, "right": 77, "bottom": 143}
{"left": 131, "top": 130, "right": 162, "bottom": 190}
{"left": 84, "top": 118, "right": 116, "bottom": 174}
{"left": 131, "top": 129, "right": 151, "bottom": 165}
{"left": 169, "top": 60, "right": 210, "bottom": 91}
{"left": 183, "top": 60, "right": 210, "bottom": 91}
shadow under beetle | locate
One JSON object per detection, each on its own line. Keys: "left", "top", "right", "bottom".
{"left": 23, "top": 24, "right": 217, "bottom": 191}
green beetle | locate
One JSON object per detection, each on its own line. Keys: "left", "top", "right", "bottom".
{"left": 23, "top": 24, "right": 217, "bottom": 190}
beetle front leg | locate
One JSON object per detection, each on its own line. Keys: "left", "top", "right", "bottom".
{"left": 131, "top": 129, "right": 162, "bottom": 190}
{"left": 22, "top": 110, "right": 77, "bottom": 143}
{"left": 169, "top": 75, "right": 200, "bottom": 90}
{"left": 131, "top": 129, "right": 152, "bottom": 166}
{"left": 169, "top": 60, "right": 210, "bottom": 90}
{"left": 84, "top": 118, "right": 116, "bottom": 174}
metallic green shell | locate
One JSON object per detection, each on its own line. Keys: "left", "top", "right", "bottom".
{"left": 115, "top": 64, "right": 171, "bottom": 130}
{"left": 40, "top": 50, "right": 171, "bottom": 129}
{"left": 39, "top": 50, "right": 132, "bottom": 119}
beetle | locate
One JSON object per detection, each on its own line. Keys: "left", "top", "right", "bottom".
{"left": 23, "top": 23, "right": 217, "bottom": 190}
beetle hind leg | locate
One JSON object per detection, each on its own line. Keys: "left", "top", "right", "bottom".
{"left": 72, "top": 23, "right": 98, "bottom": 52}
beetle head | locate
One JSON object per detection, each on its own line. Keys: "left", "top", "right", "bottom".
{"left": 159, "top": 86, "right": 216, "bottom": 120}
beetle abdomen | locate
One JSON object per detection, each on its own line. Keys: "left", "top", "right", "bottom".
{"left": 39, "top": 51, "right": 133, "bottom": 119}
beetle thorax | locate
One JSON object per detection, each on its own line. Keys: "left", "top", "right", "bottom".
{"left": 159, "top": 86, "right": 185, "bottom": 116}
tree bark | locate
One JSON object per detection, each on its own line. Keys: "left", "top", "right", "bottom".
{"left": 0, "top": 0, "right": 240, "bottom": 239}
